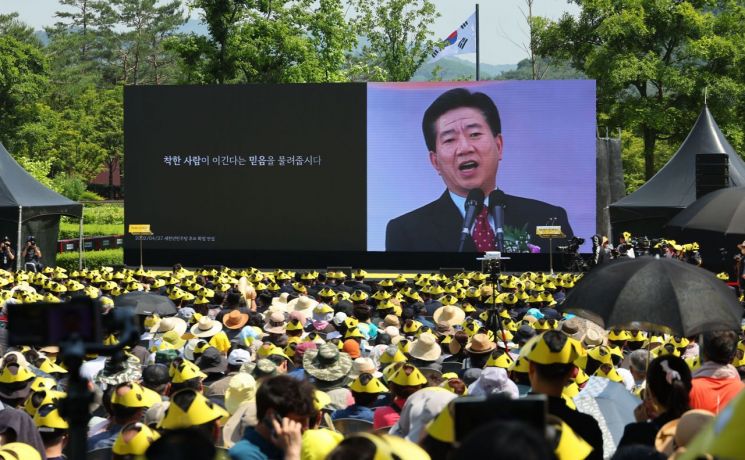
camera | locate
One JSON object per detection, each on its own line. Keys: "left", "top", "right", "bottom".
{"left": 567, "top": 236, "right": 585, "bottom": 252}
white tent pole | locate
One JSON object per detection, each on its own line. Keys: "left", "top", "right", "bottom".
{"left": 16, "top": 206, "right": 22, "bottom": 272}
{"left": 78, "top": 215, "right": 84, "bottom": 270}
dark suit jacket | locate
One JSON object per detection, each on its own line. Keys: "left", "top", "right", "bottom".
{"left": 385, "top": 190, "right": 573, "bottom": 252}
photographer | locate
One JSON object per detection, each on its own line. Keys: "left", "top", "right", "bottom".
{"left": 0, "top": 236, "right": 14, "bottom": 271}
{"left": 617, "top": 232, "right": 636, "bottom": 259}
{"left": 21, "top": 236, "right": 42, "bottom": 272}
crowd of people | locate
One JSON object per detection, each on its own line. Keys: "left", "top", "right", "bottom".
{"left": 591, "top": 233, "right": 704, "bottom": 267}
{"left": 0, "top": 264, "right": 741, "bottom": 460}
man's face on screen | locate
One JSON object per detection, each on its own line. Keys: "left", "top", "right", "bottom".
{"left": 429, "top": 107, "right": 502, "bottom": 198}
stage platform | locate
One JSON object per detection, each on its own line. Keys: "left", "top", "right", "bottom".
{"left": 124, "top": 249, "right": 588, "bottom": 273}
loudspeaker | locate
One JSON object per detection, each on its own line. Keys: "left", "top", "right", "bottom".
{"left": 696, "top": 154, "right": 729, "bottom": 199}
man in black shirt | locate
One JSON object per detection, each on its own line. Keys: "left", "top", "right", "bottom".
{"left": 0, "top": 237, "right": 14, "bottom": 271}
{"left": 525, "top": 330, "right": 604, "bottom": 460}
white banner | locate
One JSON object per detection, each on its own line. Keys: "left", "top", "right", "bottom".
{"left": 428, "top": 12, "right": 477, "bottom": 64}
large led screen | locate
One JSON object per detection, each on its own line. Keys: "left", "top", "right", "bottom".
{"left": 367, "top": 81, "right": 596, "bottom": 253}
{"left": 124, "top": 84, "right": 368, "bottom": 253}
{"left": 124, "top": 81, "right": 595, "bottom": 265}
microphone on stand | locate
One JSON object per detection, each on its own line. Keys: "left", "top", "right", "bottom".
{"left": 488, "top": 189, "right": 506, "bottom": 252}
{"left": 458, "top": 189, "right": 485, "bottom": 252}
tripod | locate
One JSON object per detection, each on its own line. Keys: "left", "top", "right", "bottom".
{"left": 482, "top": 258, "right": 511, "bottom": 353}
{"left": 564, "top": 250, "right": 589, "bottom": 273}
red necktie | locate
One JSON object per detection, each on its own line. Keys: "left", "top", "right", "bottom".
{"left": 472, "top": 207, "right": 496, "bottom": 251}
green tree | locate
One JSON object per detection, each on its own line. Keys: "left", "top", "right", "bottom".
{"left": 45, "top": 0, "right": 111, "bottom": 100}
{"left": 166, "top": 0, "right": 247, "bottom": 84}
{"left": 15, "top": 156, "right": 56, "bottom": 191}
{"left": 0, "top": 35, "right": 48, "bottom": 148}
{"left": 14, "top": 89, "right": 118, "bottom": 181}
{"left": 306, "top": 0, "right": 357, "bottom": 82}
{"left": 0, "top": 12, "right": 42, "bottom": 46}
{"left": 168, "top": 0, "right": 356, "bottom": 84}
{"left": 538, "top": 0, "right": 719, "bottom": 180}
{"left": 352, "top": 0, "right": 439, "bottom": 82}
{"left": 498, "top": 57, "right": 585, "bottom": 80}
{"left": 92, "top": 88, "right": 123, "bottom": 197}
{"left": 108, "top": 0, "right": 187, "bottom": 85}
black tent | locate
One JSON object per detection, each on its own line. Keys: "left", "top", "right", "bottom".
{"left": 0, "top": 142, "right": 83, "bottom": 269}
{"left": 609, "top": 106, "right": 745, "bottom": 238}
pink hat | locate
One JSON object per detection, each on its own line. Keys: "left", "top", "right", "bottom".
{"left": 295, "top": 342, "right": 317, "bottom": 358}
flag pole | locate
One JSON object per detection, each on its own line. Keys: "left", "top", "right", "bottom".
{"left": 475, "top": 3, "right": 480, "bottom": 81}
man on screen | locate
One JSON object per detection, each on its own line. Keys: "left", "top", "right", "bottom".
{"left": 385, "top": 87, "right": 573, "bottom": 252}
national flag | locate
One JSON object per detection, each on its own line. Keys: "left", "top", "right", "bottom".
{"left": 428, "top": 12, "right": 477, "bottom": 64}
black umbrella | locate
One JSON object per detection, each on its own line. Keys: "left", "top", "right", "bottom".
{"left": 114, "top": 291, "right": 177, "bottom": 316}
{"left": 666, "top": 186, "right": 745, "bottom": 235}
{"left": 561, "top": 257, "right": 742, "bottom": 336}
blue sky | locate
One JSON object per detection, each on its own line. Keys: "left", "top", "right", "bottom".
{"left": 0, "top": 0, "right": 578, "bottom": 65}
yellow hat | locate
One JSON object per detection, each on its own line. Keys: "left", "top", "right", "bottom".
{"left": 0, "top": 443, "right": 42, "bottom": 460}
{"left": 379, "top": 347, "right": 407, "bottom": 365}
{"left": 314, "top": 302, "right": 334, "bottom": 314}
{"left": 349, "top": 374, "right": 389, "bottom": 394}
{"left": 427, "top": 401, "right": 455, "bottom": 443}
{"left": 111, "top": 382, "right": 160, "bottom": 408}
{"left": 441, "top": 378, "right": 467, "bottom": 395}
{"left": 462, "top": 321, "right": 480, "bottom": 338}
{"left": 344, "top": 327, "right": 365, "bottom": 339}
{"left": 587, "top": 346, "right": 614, "bottom": 366}
{"left": 112, "top": 422, "right": 161, "bottom": 455}
{"left": 301, "top": 428, "right": 344, "bottom": 460}
{"left": 654, "top": 344, "right": 681, "bottom": 358}
{"left": 574, "top": 368, "right": 590, "bottom": 385}
{"left": 563, "top": 381, "right": 580, "bottom": 399}
{"left": 552, "top": 418, "right": 593, "bottom": 460}
{"left": 350, "top": 290, "right": 368, "bottom": 302}
{"left": 509, "top": 356, "right": 530, "bottom": 374}
{"left": 286, "top": 319, "right": 304, "bottom": 332}
{"left": 484, "top": 349, "right": 515, "bottom": 369}
{"left": 0, "top": 362, "right": 35, "bottom": 383}
{"left": 716, "top": 272, "right": 729, "bottom": 281}
{"left": 352, "top": 433, "right": 430, "bottom": 460}
{"left": 33, "top": 403, "right": 69, "bottom": 431}
{"left": 608, "top": 345, "right": 623, "bottom": 360}
{"left": 170, "top": 359, "right": 207, "bottom": 384}
{"left": 608, "top": 329, "right": 631, "bottom": 341}
{"left": 669, "top": 336, "right": 690, "bottom": 349}
{"left": 143, "top": 314, "right": 161, "bottom": 329}
{"left": 30, "top": 377, "right": 57, "bottom": 393}
{"left": 313, "top": 390, "right": 331, "bottom": 411}
{"left": 344, "top": 317, "right": 360, "bottom": 329}
{"left": 389, "top": 364, "right": 427, "bottom": 386}
{"left": 381, "top": 362, "right": 402, "bottom": 382}
{"left": 397, "top": 339, "right": 412, "bottom": 355}
{"left": 24, "top": 390, "right": 66, "bottom": 417}
{"left": 525, "top": 332, "right": 585, "bottom": 365}
{"left": 159, "top": 388, "right": 229, "bottom": 429}
{"left": 595, "top": 365, "right": 623, "bottom": 383}
{"left": 38, "top": 358, "right": 67, "bottom": 374}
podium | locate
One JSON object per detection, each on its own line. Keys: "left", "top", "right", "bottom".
{"left": 129, "top": 224, "right": 153, "bottom": 270}
{"left": 536, "top": 226, "right": 565, "bottom": 274}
